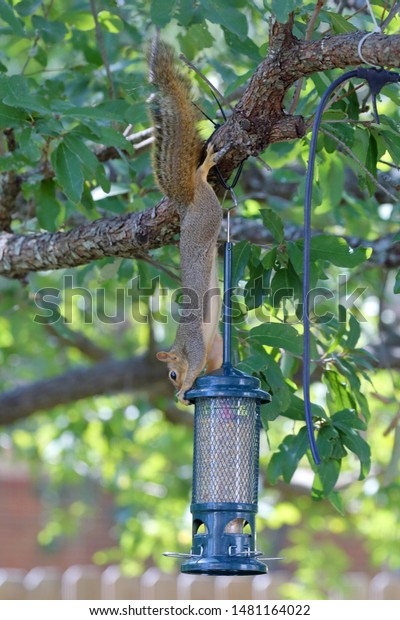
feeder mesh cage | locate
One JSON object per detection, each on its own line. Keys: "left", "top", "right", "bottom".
{"left": 192, "top": 396, "right": 261, "bottom": 505}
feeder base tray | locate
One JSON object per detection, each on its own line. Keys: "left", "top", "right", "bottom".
{"left": 181, "top": 555, "right": 267, "bottom": 576}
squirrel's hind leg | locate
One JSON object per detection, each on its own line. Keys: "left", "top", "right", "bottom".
{"left": 205, "top": 331, "right": 223, "bottom": 373}
{"left": 198, "top": 144, "right": 221, "bottom": 181}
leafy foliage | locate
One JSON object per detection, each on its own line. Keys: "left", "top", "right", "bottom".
{"left": 0, "top": 0, "right": 400, "bottom": 597}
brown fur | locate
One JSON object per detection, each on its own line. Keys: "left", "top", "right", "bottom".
{"left": 150, "top": 40, "right": 223, "bottom": 403}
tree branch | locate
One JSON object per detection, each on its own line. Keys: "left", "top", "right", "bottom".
{"left": 2, "top": 332, "right": 400, "bottom": 426}
{"left": 1, "top": 207, "right": 399, "bottom": 278}
{"left": 0, "top": 354, "right": 167, "bottom": 426}
{"left": 0, "top": 197, "right": 179, "bottom": 278}
{"left": 1, "top": 27, "right": 400, "bottom": 277}
{"left": 210, "top": 27, "right": 400, "bottom": 176}
{"left": 381, "top": 2, "right": 400, "bottom": 30}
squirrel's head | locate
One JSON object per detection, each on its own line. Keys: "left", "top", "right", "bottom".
{"left": 156, "top": 350, "right": 189, "bottom": 401}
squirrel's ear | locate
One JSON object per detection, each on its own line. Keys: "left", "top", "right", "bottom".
{"left": 156, "top": 351, "right": 179, "bottom": 362}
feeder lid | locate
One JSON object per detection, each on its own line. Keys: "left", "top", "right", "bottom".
{"left": 185, "top": 363, "right": 271, "bottom": 403}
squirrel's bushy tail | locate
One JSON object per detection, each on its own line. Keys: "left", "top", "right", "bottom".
{"left": 148, "top": 38, "right": 203, "bottom": 205}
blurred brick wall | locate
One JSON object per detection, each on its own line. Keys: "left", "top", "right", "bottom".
{"left": 0, "top": 461, "right": 115, "bottom": 570}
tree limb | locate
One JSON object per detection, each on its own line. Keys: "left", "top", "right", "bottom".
{"left": 0, "top": 354, "right": 167, "bottom": 426}
{"left": 2, "top": 334, "right": 400, "bottom": 426}
{"left": 1, "top": 26, "right": 400, "bottom": 277}
{"left": 0, "top": 197, "right": 179, "bottom": 277}
{"left": 0, "top": 207, "right": 399, "bottom": 278}
{"left": 210, "top": 27, "right": 400, "bottom": 176}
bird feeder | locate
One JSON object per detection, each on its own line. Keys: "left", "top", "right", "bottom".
{"left": 166, "top": 241, "right": 270, "bottom": 575}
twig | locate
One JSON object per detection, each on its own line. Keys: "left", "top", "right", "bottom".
{"left": 379, "top": 159, "right": 400, "bottom": 169}
{"left": 140, "top": 253, "right": 180, "bottom": 282}
{"left": 179, "top": 53, "right": 233, "bottom": 111}
{"left": 132, "top": 137, "right": 154, "bottom": 152}
{"left": 0, "top": 130, "right": 22, "bottom": 232}
{"left": 125, "top": 128, "right": 154, "bottom": 143}
{"left": 289, "top": 0, "right": 325, "bottom": 115}
{"left": 320, "top": 127, "right": 398, "bottom": 202}
{"left": 21, "top": 0, "right": 55, "bottom": 75}
{"left": 320, "top": 2, "right": 371, "bottom": 36}
{"left": 89, "top": 0, "right": 115, "bottom": 99}
{"left": 304, "top": 82, "right": 365, "bottom": 131}
{"left": 324, "top": 119, "right": 373, "bottom": 125}
{"left": 381, "top": 1, "right": 400, "bottom": 30}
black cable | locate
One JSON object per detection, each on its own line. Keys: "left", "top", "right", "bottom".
{"left": 303, "top": 67, "right": 400, "bottom": 465}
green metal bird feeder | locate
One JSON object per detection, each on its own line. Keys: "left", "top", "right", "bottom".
{"left": 166, "top": 238, "right": 270, "bottom": 575}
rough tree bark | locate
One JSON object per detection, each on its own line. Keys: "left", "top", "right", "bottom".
{"left": 1, "top": 25, "right": 400, "bottom": 277}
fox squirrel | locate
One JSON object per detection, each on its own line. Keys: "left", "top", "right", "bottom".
{"left": 148, "top": 38, "right": 223, "bottom": 404}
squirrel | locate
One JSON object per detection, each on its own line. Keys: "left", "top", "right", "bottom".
{"left": 148, "top": 38, "right": 223, "bottom": 404}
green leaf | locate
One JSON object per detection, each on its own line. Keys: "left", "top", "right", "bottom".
{"left": 365, "top": 134, "right": 378, "bottom": 195}
{"left": 260, "top": 353, "right": 291, "bottom": 418}
{"left": 281, "top": 394, "right": 326, "bottom": 422}
{"left": 36, "top": 179, "right": 62, "bottom": 232}
{"left": 316, "top": 424, "right": 339, "bottom": 460}
{"left": 248, "top": 323, "right": 302, "bottom": 355}
{"left": 237, "top": 349, "right": 271, "bottom": 374}
{"left": 0, "top": 0, "right": 25, "bottom": 36}
{"left": 327, "top": 491, "right": 345, "bottom": 515}
{"left": 271, "top": 263, "right": 301, "bottom": 310}
{"left": 379, "top": 122, "right": 400, "bottom": 162}
{"left": 331, "top": 408, "right": 367, "bottom": 432}
{"left": 309, "top": 235, "right": 372, "bottom": 268}
{"left": 222, "top": 29, "right": 261, "bottom": 61}
{"left": 203, "top": 0, "right": 248, "bottom": 39}
{"left": 324, "top": 370, "right": 357, "bottom": 413}
{"left": 15, "top": 0, "right": 42, "bottom": 16}
{"left": 262, "top": 248, "right": 277, "bottom": 270}
{"left": 92, "top": 126, "right": 133, "bottom": 151}
{"left": 52, "top": 142, "right": 83, "bottom": 204}
{"left": 64, "top": 135, "right": 99, "bottom": 175}
{"left": 232, "top": 240, "right": 252, "bottom": 286}
{"left": 267, "top": 427, "right": 309, "bottom": 484}
{"left": 260, "top": 208, "right": 284, "bottom": 243}
{"left": 98, "top": 10, "right": 124, "bottom": 33}
{"left": 395, "top": 270, "right": 400, "bottom": 294}
{"left": 64, "top": 134, "right": 110, "bottom": 193}
{"left": 63, "top": 101, "right": 130, "bottom": 122}
{"left": 58, "top": 10, "right": 95, "bottom": 31}
{"left": 312, "top": 459, "right": 340, "bottom": 498}
{"left": 0, "top": 101, "right": 26, "bottom": 127}
{"left": 19, "top": 127, "right": 42, "bottom": 162}
{"left": 270, "top": 0, "right": 302, "bottom": 23}
{"left": 340, "top": 429, "right": 371, "bottom": 479}
{"left": 150, "top": 0, "right": 177, "bottom": 27}
{"left": 345, "top": 314, "right": 361, "bottom": 349}
{"left": 31, "top": 15, "right": 68, "bottom": 44}
{"left": 244, "top": 259, "right": 271, "bottom": 311}
{"left": 0, "top": 75, "right": 51, "bottom": 115}
{"left": 176, "top": 0, "right": 196, "bottom": 26}
{"left": 321, "top": 10, "right": 357, "bottom": 33}
{"left": 178, "top": 23, "right": 215, "bottom": 56}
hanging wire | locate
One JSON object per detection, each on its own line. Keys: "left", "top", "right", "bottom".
{"left": 222, "top": 188, "right": 238, "bottom": 367}
{"left": 303, "top": 66, "right": 400, "bottom": 465}
{"left": 304, "top": 71, "right": 357, "bottom": 466}
{"left": 357, "top": 0, "right": 382, "bottom": 67}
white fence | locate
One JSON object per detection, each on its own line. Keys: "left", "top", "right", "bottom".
{"left": 0, "top": 567, "right": 399, "bottom": 600}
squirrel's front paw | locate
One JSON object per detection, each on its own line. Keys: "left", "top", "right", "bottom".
{"left": 177, "top": 389, "right": 190, "bottom": 406}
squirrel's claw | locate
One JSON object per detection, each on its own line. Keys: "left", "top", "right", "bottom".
{"left": 176, "top": 389, "right": 190, "bottom": 406}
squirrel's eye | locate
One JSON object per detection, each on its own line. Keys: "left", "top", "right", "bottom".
{"left": 169, "top": 371, "right": 177, "bottom": 381}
